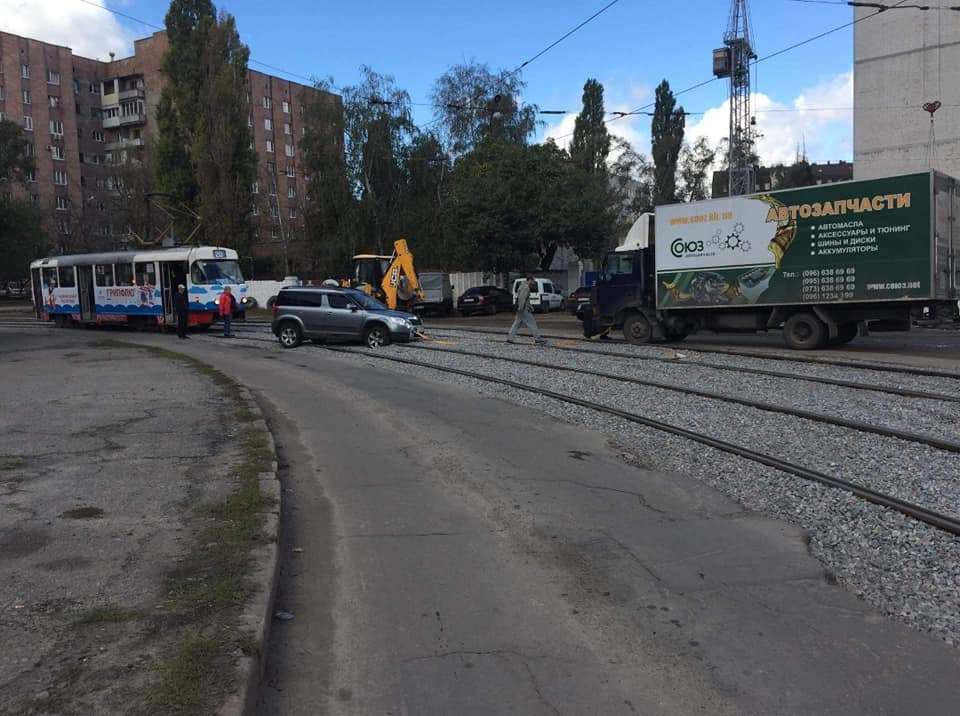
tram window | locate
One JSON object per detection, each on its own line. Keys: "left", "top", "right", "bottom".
{"left": 191, "top": 259, "right": 243, "bottom": 284}
{"left": 58, "top": 267, "right": 76, "bottom": 287}
{"left": 135, "top": 262, "right": 156, "bottom": 286}
{"left": 42, "top": 267, "right": 58, "bottom": 288}
{"left": 116, "top": 263, "right": 134, "bottom": 285}
{"left": 95, "top": 264, "right": 115, "bottom": 287}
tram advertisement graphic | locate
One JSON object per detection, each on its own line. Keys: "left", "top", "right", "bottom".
{"left": 655, "top": 172, "right": 932, "bottom": 308}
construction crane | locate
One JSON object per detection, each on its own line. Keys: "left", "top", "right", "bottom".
{"left": 713, "top": 0, "right": 757, "bottom": 197}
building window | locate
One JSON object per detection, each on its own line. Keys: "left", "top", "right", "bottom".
{"left": 100, "top": 225, "right": 113, "bottom": 237}
{"left": 47, "top": 70, "right": 60, "bottom": 85}
{"left": 24, "top": 143, "right": 34, "bottom": 157}
{"left": 0, "top": 86, "right": 4, "bottom": 100}
{"left": 51, "top": 146, "right": 64, "bottom": 160}
{"left": 263, "top": 96, "right": 272, "bottom": 109}
{"left": 266, "top": 161, "right": 275, "bottom": 174}
{"left": 285, "top": 164, "right": 295, "bottom": 178}
{"left": 265, "top": 139, "right": 274, "bottom": 153}
{"left": 22, "top": 89, "right": 30, "bottom": 104}
{"left": 272, "top": 227, "right": 280, "bottom": 239}
{"left": 281, "top": 101, "right": 289, "bottom": 114}
{"left": 287, "top": 186, "right": 296, "bottom": 199}
{"left": 72, "top": 79, "right": 80, "bottom": 94}
{"left": 284, "top": 144, "right": 294, "bottom": 157}
{"left": 55, "top": 196, "right": 69, "bottom": 211}
{"left": 251, "top": 204, "right": 259, "bottom": 216}
{"left": 89, "top": 82, "right": 100, "bottom": 95}
{"left": 24, "top": 116, "right": 33, "bottom": 131}
{"left": 270, "top": 204, "right": 279, "bottom": 218}
{"left": 49, "top": 120, "right": 64, "bottom": 136}
{"left": 247, "top": 115, "right": 252, "bottom": 128}
{"left": 30, "top": 194, "right": 39, "bottom": 204}
{"left": 26, "top": 171, "right": 36, "bottom": 183}
{"left": 21, "top": 64, "right": 29, "bottom": 79}
{"left": 288, "top": 207, "right": 296, "bottom": 219}
{"left": 264, "top": 118, "right": 272, "bottom": 131}
{"left": 48, "top": 95, "right": 60, "bottom": 108}
{"left": 252, "top": 181, "right": 259, "bottom": 194}
{"left": 54, "top": 170, "right": 68, "bottom": 186}
{"left": 283, "top": 122, "right": 291, "bottom": 136}
{"left": 92, "top": 130, "right": 104, "bottom": 142}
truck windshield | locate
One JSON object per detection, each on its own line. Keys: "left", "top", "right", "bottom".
{"left": 191, "top": 259, "right": 243, "bottom": 285}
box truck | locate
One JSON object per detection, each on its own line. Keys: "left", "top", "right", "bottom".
{"left": 580, "top": 171, "right": 958, "bottom": 349}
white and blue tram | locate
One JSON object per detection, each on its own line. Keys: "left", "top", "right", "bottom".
{"left": 29, "top": 246, "right": 250, "bottom": 330}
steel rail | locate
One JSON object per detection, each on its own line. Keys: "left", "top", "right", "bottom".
{"left": 434, "top": 325, "right": 960, "bottom": 381}
{"left": 400, "top": 343, "right": 960, "bottom": 453}
{"left": 328, "top": 346, "right": 960, "bottom": 537}
{"left": 429, "top": 327, "right": 960, "bottom": 400}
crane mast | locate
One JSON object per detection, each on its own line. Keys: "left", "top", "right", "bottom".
{"left": 713, "top": 0, "right": 757, "bottom": 196}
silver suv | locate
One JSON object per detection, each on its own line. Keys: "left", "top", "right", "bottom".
{"left": 272, "top": 287, "right": 424, "bottom": 348}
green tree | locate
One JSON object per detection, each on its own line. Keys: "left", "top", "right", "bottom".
{"left": 430, "top": 61, "right": 539, "bottom": 155}
{"left": 154, "top": 0, "right": 254, "bottom": 248}
{"left": 678, "top": 137, "right": 716, "bottom": 202}
{"left": 444, "top": 139, "right": 613, "bottom": 272}
{"left": 650, "top": 80, "right": 685, "bottom": 205}
{"left": 771, "top": 160, "right": 816, "bottom": 189}
{"left": 0, "top": 119, "right": 47, "bottom": 281}
{"left": 399, "top": 132, "right": 453, "bottom": 268}
{"left": 608, "top": 136, "right": 655, "bottom": 238}
{"left": 570, "top": 79, "right": 610, "bottom": 175}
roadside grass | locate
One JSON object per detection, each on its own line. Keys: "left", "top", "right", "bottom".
{"left": 73, "top": 605, "right": 140, "bottom": 625}
{"left": 60, "top": 506, "right": 104, "bottom": 519}
{"left": 92, "top": 341, "right": 275, "bottom": 714}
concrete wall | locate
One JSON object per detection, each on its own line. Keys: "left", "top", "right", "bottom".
{"left": 854, "top": 7, "right": 960, "bottom": 179}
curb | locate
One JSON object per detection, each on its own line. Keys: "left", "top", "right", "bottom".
{"left": 218, "top": 390, "right": 282, "bottom": 716}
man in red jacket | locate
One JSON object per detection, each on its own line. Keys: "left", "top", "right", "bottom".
{"left": 219, "top": 286, "right": 236, "bottom": 338}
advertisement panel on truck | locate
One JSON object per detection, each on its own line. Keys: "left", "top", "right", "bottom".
{"left": 655, "top": 172, "right": 932, "bottom": 309}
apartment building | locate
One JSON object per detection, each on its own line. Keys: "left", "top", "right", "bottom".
{"left": 0, "top": 30, "right": 340, "bottom": 265}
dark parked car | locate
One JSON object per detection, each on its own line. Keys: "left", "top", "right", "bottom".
{"left": 567, "top": 286, "right": 592, "bottom": 314}
{"left": 457, "top": 286, "right": 514, "bottom": 316}
{"left": 272, "top": 287, "right": 423, "bottom": 348}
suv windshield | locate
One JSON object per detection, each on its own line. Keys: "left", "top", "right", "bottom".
{"left": 191, "top": 259, "right": 243, "bottom": 285}
{"left": 349, "top": 292, "right": 387, "bottom": 310}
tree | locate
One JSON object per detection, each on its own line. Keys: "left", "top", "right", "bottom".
{"left": 608, "top": 136, "right": 655, "bottom": 237}
{"left": 430, "top": 61, "right": 539, "bottom": 156}
{"left": 444, "top": 139, "right": 613, "bottom": 273}
{"left": 154, "top": 0, "right": 255, "bottom": 248}
{"left": 399, "top": 132, "right": 454, "bottom": 268}
{"left": 771, "top": 160, "right": 816, "bottom": 189}
{"left": 0, "top": 119, "right": 47, "bottom": 281}
{"left": 650, "top": 80, "right": 685, "bottom": 205}
{"left": 678, "top": 137, "right": 716, "bottom": 202}
{"left": 570, "top": 79, "right": 610, "bottom": 175}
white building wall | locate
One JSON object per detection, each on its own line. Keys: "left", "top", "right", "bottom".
{"left": 854, "top": 6, "right": 960, "bottom": 180}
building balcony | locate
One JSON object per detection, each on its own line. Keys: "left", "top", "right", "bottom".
{"left": 102, "top": 113, "right": 146, "bottom": 129}
{"left": 104, "top": 137, "right": 144, "bottom": 151}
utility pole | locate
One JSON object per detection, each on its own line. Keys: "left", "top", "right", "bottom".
{"left": 713, "top": 0, "right": 757, "bottom": 196}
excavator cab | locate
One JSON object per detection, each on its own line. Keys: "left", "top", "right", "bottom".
{"left": 345, "top": 239, "right": 423, "bottom": 310}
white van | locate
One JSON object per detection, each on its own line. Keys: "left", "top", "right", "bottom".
{"left": 512, "top": 277, "right": 564, "bottom": 313}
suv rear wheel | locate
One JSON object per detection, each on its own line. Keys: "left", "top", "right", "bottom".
{"left": 278, "top": 321, "right": 302, "bottom": 348}
{"left": 364, "top": 323, "right": 391, "bottom": 348}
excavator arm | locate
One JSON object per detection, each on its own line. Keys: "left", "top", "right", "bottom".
{"left": 380, "top": 239, "right": 423, "bottom": 310}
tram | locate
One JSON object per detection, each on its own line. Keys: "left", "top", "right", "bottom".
{"left": 29, "top": 246, "right": 250, "bottom": 330}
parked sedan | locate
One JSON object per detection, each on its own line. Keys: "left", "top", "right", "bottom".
{"left": 456, "top": 286, "right": 514, "bottom": 316}
{"left": 567, "top": 286, "right": 592, "bottom": 314}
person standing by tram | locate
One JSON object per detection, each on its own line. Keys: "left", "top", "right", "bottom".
{"left": 219, "top": 285, "right": 236, "bottom": 338}
{"left": 173, "top": 284, "right": 190, "bottom": 339}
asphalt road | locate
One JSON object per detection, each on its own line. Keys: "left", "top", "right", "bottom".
{"left": 2, "top": 324, "right": 959, "bottom": 714}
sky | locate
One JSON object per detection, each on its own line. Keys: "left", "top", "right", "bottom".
{"left": 0, "top": 0, "right": 864, "bottom": 166}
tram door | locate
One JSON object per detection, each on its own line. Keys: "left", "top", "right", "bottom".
{"left": 30, "top": 268, "right": 43, "bottom": 319}
{"left": 77, "top": 265, "right": 95, "bottom": 320}
{"left": 159, "top": 261, "right": 189, "bottom": 324}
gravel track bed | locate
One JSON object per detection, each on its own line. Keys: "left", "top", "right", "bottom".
{"left": 430, "top": 328, "right": 960, "bottom": 399}
{"left": 329, "top": 345, "right": 960, "bottom": 648}
{"left": 415, "top": 337, "right": 960, "bottom": 445}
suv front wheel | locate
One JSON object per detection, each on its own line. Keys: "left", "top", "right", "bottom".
{"left": 278, "top": 321, "right": 303, "bottom": 348}
{"left": 364, "top": 323, "right": 391, "bottom": 348}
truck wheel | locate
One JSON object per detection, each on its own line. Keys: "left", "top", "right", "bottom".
{"left": 278, "top": 321, "right": 302, "bottom": 348}
{"left": 364, "top": 323, "right": 391, "bottom": 348}
{"left": 623, "top": 314, "right": 653, "bottom": 344}
{"left": 784, "top": 313, "right": 827, "bottom": 350}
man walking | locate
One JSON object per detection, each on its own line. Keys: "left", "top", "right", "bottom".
{"left": 219, "top": 285, "right": 236, "bottom": 338}
{"left": 173, "top": 283, "right": 190, "bottom": 339}
{"left": 508, "top": 274, "right": 547, "bottom": 345}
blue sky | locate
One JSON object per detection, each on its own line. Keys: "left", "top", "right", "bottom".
{"left": 2, "top": 0, "right": 861, "bottom": 165}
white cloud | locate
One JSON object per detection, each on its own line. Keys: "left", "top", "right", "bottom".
{"left": 0, "top": 0, "right": 139, "bottom": 60}
{"left": 685, "top": 71, "right": 854, "bottom": 166}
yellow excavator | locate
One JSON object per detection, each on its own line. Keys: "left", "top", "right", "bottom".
{"left": 343, "top": 238, "right": 424, "bottom": 311}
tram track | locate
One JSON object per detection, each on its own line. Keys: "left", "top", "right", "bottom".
{"left": 434, "top": 325, "right": 960, "bottom": 381}
{"left": 326, "top": 345, "right": 960, "bottom": 537}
